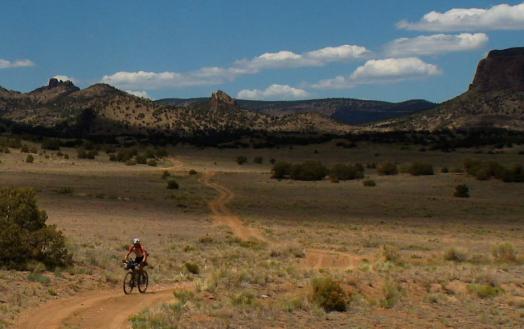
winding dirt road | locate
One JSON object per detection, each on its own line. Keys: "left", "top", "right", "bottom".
{"left": 14, "top": 164, "right": 356, "bottom": 328}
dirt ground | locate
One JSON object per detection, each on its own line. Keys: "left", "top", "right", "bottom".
{"left": 1, "top": 140, "right": 524, "bottom": 328}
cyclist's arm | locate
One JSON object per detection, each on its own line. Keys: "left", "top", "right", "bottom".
{"left": 124, "top": 246, "right": 133, "bottom": 261}
{"left": 143, "top": 247, "right": 149, "bottom": 263}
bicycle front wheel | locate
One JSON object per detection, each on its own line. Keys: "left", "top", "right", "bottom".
{"left": 123, "top": 272, "right": 135, "bottom": 295}
{"left": 138, "top": 270, "right": 149, "bottom": 293}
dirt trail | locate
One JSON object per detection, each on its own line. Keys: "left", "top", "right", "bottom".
{"left": 14, "top": 284, "right": 186, "bottom": 329}
{"left": 199, "top": 171, "right": 361, "bottom": 269}
{"left": 200, "top": 171, "right": 268, "bottom": 242}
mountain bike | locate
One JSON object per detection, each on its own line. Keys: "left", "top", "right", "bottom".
{"left": 122, "top": 260, "right": 149, "bottom": 294}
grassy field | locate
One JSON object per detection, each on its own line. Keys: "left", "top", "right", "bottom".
{"left": 1, "top": 140, "right": 523, "bottom": 328}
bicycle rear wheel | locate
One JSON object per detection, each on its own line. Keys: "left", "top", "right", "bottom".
{"left": 123, "top": 272, "right": 135, "bottom": 294}
{"left": 138, "top": 270, "right": 149, "bottom": 293}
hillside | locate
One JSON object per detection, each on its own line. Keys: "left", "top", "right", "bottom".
{"left": 371, "top": 47, "right": 524, "bottom": 132}
{"left": 157, "top": 97, "right": 437, "bottom": 125}
{"left": 0, "top": 80, "right": 351, "bottom": 137}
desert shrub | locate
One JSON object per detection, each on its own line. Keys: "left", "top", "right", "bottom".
{"left": 492, "top": 243, "right": 518, "bottom": 263}
{"left": 290, "top": 161, "right": 328, "bottom": 181}
{"left": 64, "top": 154, "right": 69, "bottom": 160}
{"left": 454, "top": 184, "right": 470, "bottom": 198}
{"left": 21, "top": 145, "right": 29, "bottom": 153}
{"left": 41, "top": 139, "right": 61, "bottom": 150}
{"left": 383, "top": 245, "right": 402, "bottom": 264}
{"left": 236, "top": 156, "right": 248, "bottom": 165}
{"left": 444, "top": 248, "right": 467, "bottom": 262}
{"left": 467, "top": 284, "right": 503, "bottom": 299}
{"left": 377, "top": 162, "right": 398, "bottom": 175}
{"left": 271, "top": 161, "right": 292, "bottom": 179}
{"left": 27, "top": 272, "right": 51, "bottom": 285}
{"left": 55, "top": 187, "right": 74, "bottom": 195}
{"left": 363, "top": 179, "right": 376, "bottom": 187}
{"left": 167, "top": 179, "right": 179, "bottom": 190}
{"left": 184, "top": 262, "right": 199, "bottom": 274}
{"left": 116, "top": 148, "right": 138, "bottom": 162}
{"left": 125, "top": 159, "right": 136, "bottom": 166}
{"left": 253, "top": 156, "right": 263, "bottom": 164}
{"left": 270, "top": 158, "right": 276, "bottom": 165}
{"left": 407, "top": 162, "right": 434, "bottom": 176}
{"left": 231, "top": 290, "right": 257, "bottom": 307}
{"left": 188, "top": 169, "right": 197, "bottom": 175}
{"left": 310, "top": 276, "right": 348, "bottom": 312}
{"left": 155, "top": 148, "right": 168, "bottom": 158}
{"left": 161, "top": 171, "right": 170, "bottom": 179}
{"left": 0, "top": 188, "right": 72, "bottom": 269}
{"left": 366, "top": 162, "right": 376, "bottom": 169}
{"left": 25, "top": 154, "right": 34, "bottom": 163}
{"left": 382, "top": 280, "right": 401, "bottom": 308}
{"left": 330, "top": 164, "right": 364, "bottom": 181}
{"left": 463, "top": 159, "right": 523, "bottom": 182}
{"left": 441, "top": 167, "right": 449, "bottom": 173}
{"left": 135, "top": 155, "right": 147, "bottom": 164}
{"left": 147, "top": 159, "right": 157, "bottom": 167}
{"left": 77, "top": 149, "right": 96, "bottom": 159}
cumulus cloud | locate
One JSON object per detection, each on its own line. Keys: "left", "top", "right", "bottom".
{"left": 101, "top": 44, "right": 369, "bottom": 90}
{"left": 385, "top": 33, "right": 488, "bottom": 57}
{"left": 237, "top": 84, "right": 309, "bottom": 100}
{"left": 398, "top": 2, "right": 524, "bottom": 31}
{"left": 0, "top": 58, "right": 34, "bottom": 69}
{"left": 312, "top": 57, "right": 440, "bottom": 89}
{"left": 125, "top": 90, "right": 150, "bottom": 99}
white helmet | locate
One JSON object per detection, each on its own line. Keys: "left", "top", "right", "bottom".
{"left": 133, "top": 238, "right": 140, "bottom": 245}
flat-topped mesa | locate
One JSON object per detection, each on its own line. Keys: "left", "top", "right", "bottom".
{"left": 470, "top": 47, "right": 524, "bottom": 92}
{"left": 209, "top": 90, "right": 238, "bottom": 111}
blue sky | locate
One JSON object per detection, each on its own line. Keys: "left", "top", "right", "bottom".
{"left": 0, "top": 1, "right": 523, "bottom": 102}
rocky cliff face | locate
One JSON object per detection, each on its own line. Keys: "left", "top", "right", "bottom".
{"left": 371, "top": 47, "right": 524, "bottom": 132}
{"left": 470, "top": 48, "right": 524, "bottom": 92}
{"left": 209, "top": 90, "right": 238, "bottom": 111}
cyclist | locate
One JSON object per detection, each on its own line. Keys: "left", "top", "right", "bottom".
{"left": 124, "top": 238, "right": 148, "bottom": 269}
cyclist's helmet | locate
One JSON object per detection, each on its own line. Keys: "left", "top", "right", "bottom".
{"left": 133, "top": 238, "right": 140, "bottom": 245}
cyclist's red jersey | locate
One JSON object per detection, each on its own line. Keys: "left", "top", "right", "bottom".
{"left": 128, "top": 244, "right": 148, "bottom": 258}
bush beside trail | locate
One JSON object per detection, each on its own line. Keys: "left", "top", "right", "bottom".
{"left": 0, "top": 188, "right": 72, "bottom": 270}
{"left": 464, "top": 159, "right": 524, "bottom": 182}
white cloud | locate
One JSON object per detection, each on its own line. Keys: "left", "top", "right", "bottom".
{"left": 101, "top": 44, "right": 369, "bottom": 90}
{"left": 0, "top": 58, "right": 34, "bottom": 69}
{"left": 53, "top": 75, "right": 76, "bottom": 83}
{"left": 313, "top": 57, "right": 440, "bottom": 89}
{"left": 398, "top": 2, "right": 524, "bottom": 31}
{"left": 237, "top": 84, "right": 309, "bottom": 100}
{"left": 385, "top": 33, "right": 488, "bottom": 57}
{"left": 125, "top": 90, "right": 150, "bottom": 99}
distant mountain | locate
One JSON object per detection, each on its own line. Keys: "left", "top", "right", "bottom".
{"left": 157, "top": 97, "right": 437, "bottom": 125}
{"left": 371, "top": 47, "right": 524, "bottom": 132}
{"left": 0, "top": 80, "right": 351, "bottom": 137}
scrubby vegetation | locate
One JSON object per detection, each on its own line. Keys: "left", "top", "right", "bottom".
{"left": 330, "top": 163, "right": 364, "bottom": 180}
{"left": 406, "top": 162, "right": 434, "bottom": 176}
{"left": 377, "top": 162, "right": 398, "bottom": 175}
{"left": 271, "top": 161, "right": 329, "bottom": 181}
{"left": 0, "top": 188, "right": 72, "bottom": 269}
{"left": 310, "top": 276, "right": 348, "bottom": 312}
{"left": 464, "top": 159, "right": 524, "bottom": 182}
{"left": 454, "top": 184, "right": 470, "bottom": 198}
{"left": 236, "top": 156, "right": 248, "bottom": 165}
{"left": 167, "top": 179, "right": 179, "bottom": 190}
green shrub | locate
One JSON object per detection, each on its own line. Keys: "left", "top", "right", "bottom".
{"left": 41, "top": 139, "right": 61, "bottom": 150}
{"left": 271, "top": 161, "right": 292, "bottom": 179}
{"left": 167, "top": 179, "right": 179, "bottom": 190}
{"left": 290, "top": 161, "right": 328, "bottom": 181}
{"left": 135, "top": 155, "right": 147, "bottom": 164}
{"left": 77, "top": 149, "right": 96, "bottom": 159}
{"left": 25, "top": 154, "right": 34, "bottom": 163}
{"left": 441, "top": 167, "right": 449, "bottom": 173}
{"left": 188, "top": 169, "right": 197, "bottom": 175}
{"left": 492, "top": 243, "right": 518, "bottom": 263}
{"left": 382, "top": 280, "right": 401, "bottom": 308}
{"left": 463, "top": 159, "right": 523, "bottom": 182}
{"left": 147, "top": 159, "right": 157, "bottom": 167}
{"left": 454, "top": 184, "right": 469, "bottom": 198}
{"left": 467, "top": 284, "right": 503, "bottom": 298}
{"left": 383, "top": 245, "right": 402, "bottom": 264}
{"left": 444, "top": 248, "right": 467, "bottom": 262}
{"left": 27, "top": 272, "right": 51, "bottom": 285}
{"left": 363, "top": 179, "right": 376, "bottom": 187}
{"left": 253, "top": 156, "right": 263, "bottom": 164}
{"left": 0, "top": 188, "right": 72, "bottom": 269}
{"left": 330, "top": 164, "right": 364, "bottom": 180}
{"left": 125, "top": 159, "right": 136, "bottom": 166}
{"left": 231, "top": 290, "right": 257, "bottom": 307}
{"left": 310, "top": 276, "right": 348, "bottom": 312}
{"left": 64, "top": 154, "right": 69, "bottom": 160}
{"left": 55, "top": 187, "right": 74, "bottom": 195}
{"left": 377, "top": 162, "right": 398, "bottom": 175}
{"left": 161, "top": 171, "right": 170, "bottom": 179}
{"left": 407, "top": 162, "right": 434, "bottom": 176}
{"left": 236, "top": 156, "right": 248, "bottom": 165}
{"left": 184, "top": 262, "right": 200, "bottom": 274}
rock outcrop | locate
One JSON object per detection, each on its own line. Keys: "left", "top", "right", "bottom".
{"left": 209, "top": 90, "right": 237, "bottom": 111}
{"left": 470, "top": 47, "right": 524, "bottom": 92}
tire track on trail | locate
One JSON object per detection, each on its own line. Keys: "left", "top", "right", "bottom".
{"left": 14, "top": 284, "right": 190, "bottom": 329}
{"left": 199, "top": 171, "right": 360, "bottom": 269}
